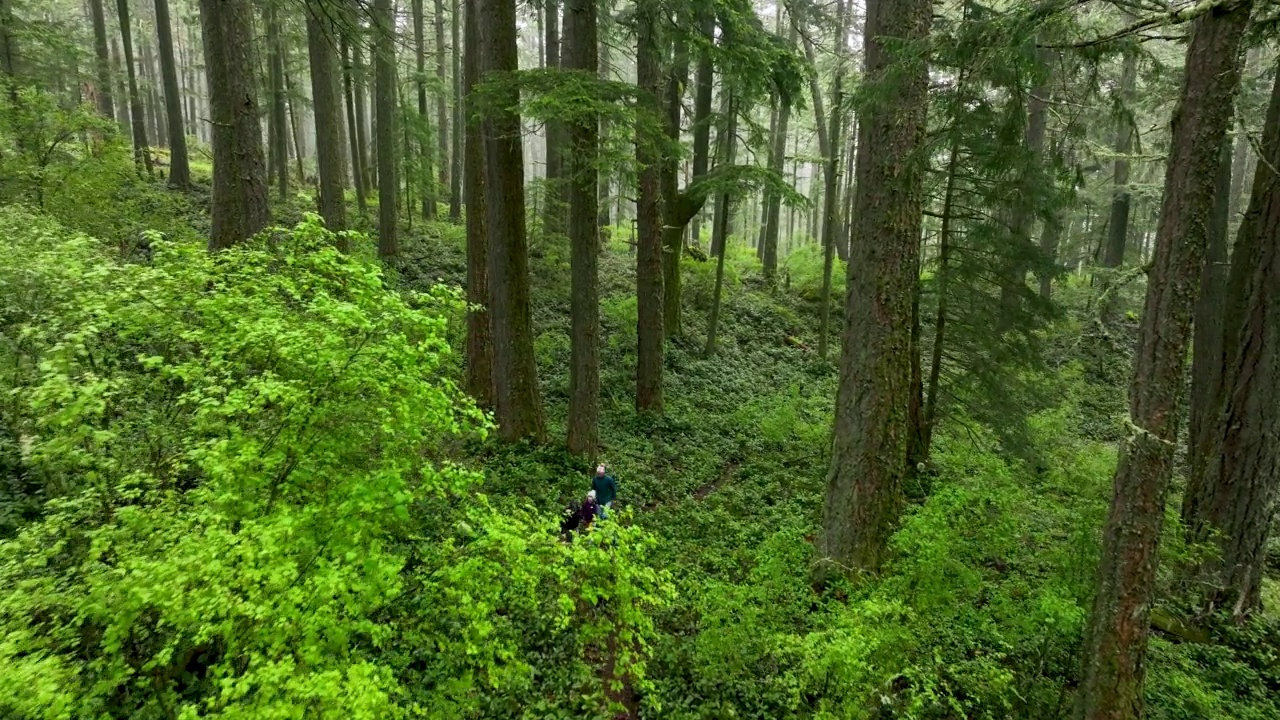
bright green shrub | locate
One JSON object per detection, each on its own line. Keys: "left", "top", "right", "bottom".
{"left": 0, "top": 211, "right": 670, "bottom": 719}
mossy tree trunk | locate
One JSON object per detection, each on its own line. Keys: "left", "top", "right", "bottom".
{"left": 565, "top": 0, "right": 598, "bottom": 456}
{"left": 200, "top": 0, "right": 269, "bottom": 250}
{"left": 821, "top": 0, "right": 930, "bottom": 576}
{"left": 478, "top": 0, "right": 546, "bottom": 440}
{"left": 462, "top": 0, "right": 493, "bottom": 408}
{"left": 306, "top": 0, "right": 348, "bottom": 238}
{"left": 634, "top": 0, "right": 664, "bottom": 414}
{"left": 1075, "top": 5, "right": 1253, "bottom": 717}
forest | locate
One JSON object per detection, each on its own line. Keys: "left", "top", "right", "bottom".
{"left": 0, "top": 0, "right": 1278, "bottom": 717}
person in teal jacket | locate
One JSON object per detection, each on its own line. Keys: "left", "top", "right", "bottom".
{"left": 592, "top": 465, "right": 617, "bottom": 518}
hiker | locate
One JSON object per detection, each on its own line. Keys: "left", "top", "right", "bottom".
{"left": 592, "top": 465, "right": 617, "bottom": 518}
{"left": 559, "top": 498, "right": 583, "bottom": 539}
{"left": 580, "top": 490, "right": 600, "bottom": 532}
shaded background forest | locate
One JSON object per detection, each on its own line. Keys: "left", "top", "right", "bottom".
{"left": 1, "top": 0, "right": 1279, "bottom": 718}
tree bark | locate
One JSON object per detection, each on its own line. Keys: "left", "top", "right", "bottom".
{"left": 540, "top": 0, "right": 565, "bottom": 237}
{"left": 596, "top": 3, "right": 613, "bottom": 231}
{"left": 462, "top": 0, "right": 493, "bottom": 407}
{"left": 660, "top": 14, "right": 715, "bottom": 336}
{"left": 0, "top": 0, "right": 17, "bottom": 83}
{"left": 265, "top": 5, "right": 288, "bottom": 197}
{"left": 923, "top": 138, "right": 961, "bottom": 461}
{"left": 342, "top": 33, "right": 368, "bottom": 213}
{"left": 1099, "top": 45, "right": 1139, "bottom": 324}
{"left": 635, "top": 0, "right": 664, "bottom": 414}
{"left": 1075, "top": 5, "right": 1252, "bottom": 718}
{"left": 1182, "top": 57, "right": 1280, "bottom": 621}
{"left": 479, "top": 0, "right": 546, "bottom": 440}
{"left": 806, "top": 0, "right": 847, "bottom": 361}
{"left": 200, "top": 0, "right": 268, "bottom": 249}
{"left": 90, "top": 0, "right": 116, "bottom": 119}
{"left": 352, "top": 8, "right": 372, "bottom": 194}
{"left": 433, "top": 0, "right": 450, "bottom": 210}
{"left": 411, "top": 0, "right": 436, "bottom": 219}
{"left": 659, "top": 35, "right": 690, "bottom": 334}
{"left": 564, "top": 0, "right": 599, "bottom": 456}
{"left": 305, "top": 2, "right": 349, "bottom": 238}
{"left": 153, "top": 0, "right": 190, "bottom": 186}
{"left": 373, "top": 0, "right": 398, "bottom": 259}
{"left": 117, "top": 0, "right": 153, "bottom": 175}
{"left": 822, "top": 0, "right": 931, "bottom": 576}
{"left": 449, "top": 0, "right": 462, "bottom": 220}
{"left": 762, "top": 81, "right": 792, "bottom": 282}
{"left": 705, "top": 96, "right": 737, "bottom": 358}
{"left": 1185, "top": 142, "right": 1233, "bottom": 519}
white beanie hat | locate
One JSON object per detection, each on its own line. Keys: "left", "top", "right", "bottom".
{"left": 587, "top": 490, "right": 597, "bottom": 501}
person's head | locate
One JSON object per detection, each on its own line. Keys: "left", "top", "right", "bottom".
{"left": 586, "top": 490, "right": 597, "bottom": 502}
{"left": 596, "top": 465, "right": 605, "bottom": 477}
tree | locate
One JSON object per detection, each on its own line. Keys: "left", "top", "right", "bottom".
{"left": 200, "top": 0, "right": 269, "bottom": 250}
{"left": 89, "top": 0, "right": 115, "bottom": 120}
{"left": 449, "top": 0, "right": 462, "bottom": 220}
{"left": 1099, "top": 42, "right": 1138, "bottom": 323}
{"left": 373, "top": 0, "right": 398, "bottom": 259}
{"left": 434, "top": 0, "right": 449, "bottom": 210}
{"left": 412, "top": 0, "right": 436, "bottom": 218}
{"left": 341, "top": 32, "right": 368, "bottom": 213}
{"left": 1075, "top": 4, "right": 1253, "bottom": 717}
{"left": 705, "top": 94, "right": 737, "bottom": 358}
{"left": 305, "top": 0, "right": 348, "bottom": 238}
{"left": 266, "top": 2, "right": 289, "bottom": 201}
{"left": 634, "top": 0, "right": 664, "bottom": 414}
{"left": 462, "top": 0, "right": 492, "bottom": 407}
{"left": 761, "top": 25, "right": 796, "bottom": 283}
{"left": 117, "top": 0, "right": 153, "bottom": 175}
{"left": 153, "top": 0, "right": 188, "bottom": 186}
{"left": 1182, "top": 58, "right": 1280, "bottom": 621}
{"left": 542, "top": 0, "right": 563, "bottom": 236}
{"left": 822, "top": 0, "right": 931, "bottom": 575}
{"left": 804, "top": 0, "right": 848, "bottom": 360}
{"left": 478, "top": 0, "right": 545, "bottom": 440}
{"left": 564, "top": 0, "right": 598, "bottom": 456}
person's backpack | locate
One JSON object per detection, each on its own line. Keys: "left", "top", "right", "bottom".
{"left": 560, "top": 500, "right": 583, "bottom": 537}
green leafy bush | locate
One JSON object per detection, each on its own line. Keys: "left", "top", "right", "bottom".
{"left": 0, "top": 211, "right": 669, "bottom": 719}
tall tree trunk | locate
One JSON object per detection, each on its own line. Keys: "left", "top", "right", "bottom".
{"left": 200, "top": 0, "right": 269, "bottom": 250}
{"left": 412, "top": 0, "right": 436, "bottom": 219}
{"left": 565, "top": 0, "right": 598, "bottom": 455}
{"left": 463, "top": 0, "right": 493, "bottom": 407}
{"left": 542, "top": 0, "right": 564, "bottom": 236}
{"left": 117, "top": 0, "right": 153, "bottom": 175}
{"left": 822, "top": 0, "right": 931, "bottom": 576}
{"left": 142, "top": 36, "right": 166, "bottom": 149}
{"left": 154, "top": 0, "right": 190, "bottom": 186}
{"left": 434, "top": 0, "right": 450, "bottom": 210}
{"left": 705, "top": 96, "right": 737, "bottom": 357}
{"left": 659, "top": 36, "right": 690, "bottom": 335}
{"left": 761, "top": 85, "right": 791, "bottom": 283}
{"left": 1226, "top": 47, "right": 1261, "bottom": 223}
{"left": 660, "top": 14, "right": 714, "bottom": 336}
{"left": 634, "top": 0, "right": 664, "bottom": 414}
{"left": 1076, "top": 5, "right": 1252, "bottom": 718}
{"left": 0, "top": 0, "right": 17, "bottom": 83}
{"left": 352, "top": 11, "right": 372, "bottom": 193}
{"left": 342, "top": 34, "right": 368, "bottom": 213}
{"left": 804, "top": 0, "right": 847, "bottom": 361}
{"left": 1185, "top": 142, "right": 1234, "bottom": 520}
{"left": 1182, "top": 59, "right": 1280, "bottom": 621}
{"left": 373, "top": 0, "right": 398, "bottom": 258}
{"left": 449, "top": 0, "right": 462, "bottom": 220}
{"left": 1099, "top": 45, "right": 1139, "bottom": 322}
{"left": 596, "top": 2, "right": 613, "bottom": 231}
{"left": 923, "top": 137, "right": 960, "bottom": 461}
{"left": 90, "top": 0, "right": 116, "bottom": 119}
{"left": 305, "top": 2, "right": 348, "bottom": 238}
{"left": 478, "top": 0, "right": 546, "bottom": 440}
